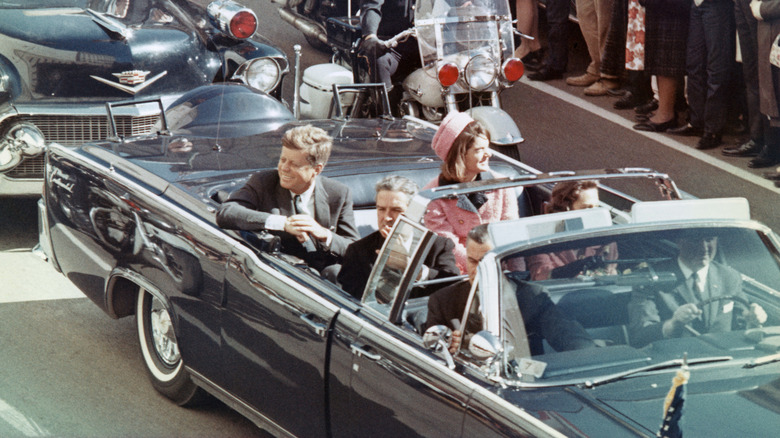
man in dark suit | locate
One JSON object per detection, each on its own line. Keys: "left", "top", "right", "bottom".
{"left": 216, "top": 125, "right": 359, "bottom": 271}
{"left": 338, "top": 175, "right": 460, "bottom": 299}
{"left": 425, "top": 224, "right": 595, "bottom": 354}
{"left": 629, "top": 235, "right": 767, "bottom": 347}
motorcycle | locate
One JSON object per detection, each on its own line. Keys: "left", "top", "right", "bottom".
{"left": 276, "top": 0, "right": 357, "bottom": 51}
{"left": 293, "top": 0, "right": 526, "bottom": 159}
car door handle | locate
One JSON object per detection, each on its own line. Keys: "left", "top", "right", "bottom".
{"left": 299, "top": 314, "right": 327, "bottom": 338}
{"left": 350, "top": 344, "right": 381, "bottom": 361}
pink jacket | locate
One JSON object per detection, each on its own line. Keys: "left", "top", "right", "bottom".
{"left": 526, "top": 243, "right": 619, "bottom": 280}
{"left": 423, "top": 171, "right": 519, "bottom": 273}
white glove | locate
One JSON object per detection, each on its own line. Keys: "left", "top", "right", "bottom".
{"left": 751, "top": 0, "right": 763, "bottom": 21}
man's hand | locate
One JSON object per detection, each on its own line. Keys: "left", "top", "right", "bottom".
{"left": 449, "top": 330, "right": 462, "bottom": 354}
{"left": 744, "top": 303, "right": 768, "bottom": 327}
{"left": 285, "top": 214, "right": 329, "bottom": 243}
{"left": 663, "top": 303, "right": 702, "bottom": 337}
{"left": 385, "top": 235, "right": 411, "bottom": 271}
{"left": 672, "top": 303, "right": 703, "bottom": 325}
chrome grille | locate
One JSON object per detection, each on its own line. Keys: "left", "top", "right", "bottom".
{"left": 15, "top": 114, "right": 160, "bottom": 147}
{"left": 6, "top": 155, "right": 44, "bottom": 179}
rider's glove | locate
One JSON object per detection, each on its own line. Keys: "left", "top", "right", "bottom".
{"left": 362, "top": 34, "right": 389, "bottom": 56}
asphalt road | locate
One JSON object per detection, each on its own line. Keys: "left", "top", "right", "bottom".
{"left": 0, "top": 1, "right": 778, "bottom": 436}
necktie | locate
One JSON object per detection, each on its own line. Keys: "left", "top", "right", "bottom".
{"left": 690, "top": 273, "right": 706, "bottom": 302}
{"left": 293, "top": 194, "right": 305, "bottom": 215}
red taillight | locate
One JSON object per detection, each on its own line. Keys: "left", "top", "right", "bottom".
{"left": 230, "top": 11, "right": 257, "bottom": 39}
{"left": 438, "top": 63, "right": 459, "bottom": 87}
{"left": 503, "top": 58, "right": 524, "bottom": 82}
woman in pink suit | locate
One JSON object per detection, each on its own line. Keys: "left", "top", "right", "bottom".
{"left": 423, "top": 112, "right": 519, "bottom": 273}
{"left": 527, "top": 180, "right": 618, "bottom": 280}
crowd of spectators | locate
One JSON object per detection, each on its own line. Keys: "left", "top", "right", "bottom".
{"left": 522, "top": 0, "right": 780, "bottom": 170}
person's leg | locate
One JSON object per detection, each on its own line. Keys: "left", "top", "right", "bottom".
{"left": 571, "top": 0, "right": 602, "bottom": 82}
{"left": 650, "top": 75, "right": 677, "bottom": 124}
{"left": 700, "top": 0, "right": 737, "bottom": 136}
{"left": 515, "top": 0, "right": 542, "bottom": 59}
{"left": 685, "top": 5, "right": 707, "bottom": 130}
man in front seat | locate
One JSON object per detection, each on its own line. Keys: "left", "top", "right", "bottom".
{"left": 425, "top": 224, "right": 595, "bottom": 353}
{"left": 628, "top": 233, "right": 767, "bottom": 347}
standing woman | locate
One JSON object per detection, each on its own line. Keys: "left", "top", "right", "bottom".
{"left": 632, "top": 0, "right": 690, "bottom": 132}
{"left": 423, "top": 112, "right": 519, "bottom": 273}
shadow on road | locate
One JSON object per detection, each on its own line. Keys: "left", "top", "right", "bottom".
{"left": 0, "top": 198, "right": 40, "bottom": 252}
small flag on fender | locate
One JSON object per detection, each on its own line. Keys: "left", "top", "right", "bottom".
{"left": 657, "top": 354, "right": 689, "bottom": 438}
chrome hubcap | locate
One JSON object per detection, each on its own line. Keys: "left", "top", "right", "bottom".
{"left": 150, "top": 296, "right": 180, "bottom": 366}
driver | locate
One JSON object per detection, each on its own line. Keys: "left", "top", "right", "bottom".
{"left": 628, "top": 234, "right": 768, "bottom": 348}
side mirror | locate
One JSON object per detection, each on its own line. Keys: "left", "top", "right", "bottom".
{"left": 423, "top": 325, "right": 455, "bottom": 369}
{"left": 469, "top": 330, "right": 501, "bottom": 361}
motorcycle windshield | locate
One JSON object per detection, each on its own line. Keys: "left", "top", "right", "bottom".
{"left": 415, "top": 0, "right": 515, "bottom": 79}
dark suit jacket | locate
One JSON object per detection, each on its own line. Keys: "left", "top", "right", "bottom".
{"left": 216, "top": 170, "right": 359, "bottom": 264}
{"left": 338, "top": 231, "right": 460, "bottom": 299}
{"left": 425, "top": 279, "right": 594, "bottom": 354}
{"left": 628, "top": 260, "right": 745, "bottom": 348}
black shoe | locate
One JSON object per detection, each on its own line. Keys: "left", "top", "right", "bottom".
{"left": 696, "top": 133, "right": 722, "bottom": 150}
{"left": 635, "top": 99, "right": 659, "bottom": 115}
{"left": 521, "top": 50, "right": 545, "bottom": 71}
{"left": 668, "top": 123, "right": 704, "bottom": 137}
{"left": 749, "top": 152, "right": 780, "bottom": 168}
{"left": 527, "top": 66, "right": 564, "bottom": 81}
{"left": 615, "top": 93, "right": 650, "bottom": 110}
{"left": 722, "top": 140, "right": 763, "bottom": 157}
{"left": 762, "top": 171, "right": 780, "bottom": 180}
{"left": 633, "top": 118, "right": 677, "bottom": 132}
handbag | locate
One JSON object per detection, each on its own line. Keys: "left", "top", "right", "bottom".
{"left": 771, "top": 33, "right": 780, "bottom": 68}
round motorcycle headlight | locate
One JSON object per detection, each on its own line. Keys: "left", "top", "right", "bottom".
{"left": 438, "top": 63, "right": 459, "bottom": 87}
{"left": 464, "top": 54, "right": 497, "bottom": 91}
{"left": 0, "top": 123, "right": 45, "bottom": 172}
{"left": 502, "top": 58, "right": 524, "bottom": 83}
{"left": 237, "top": 58, "right": 281, "bottom": 93}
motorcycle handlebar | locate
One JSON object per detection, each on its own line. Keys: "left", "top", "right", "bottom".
{"left": 383, "top": 28, "right": 416, "bottom": 48}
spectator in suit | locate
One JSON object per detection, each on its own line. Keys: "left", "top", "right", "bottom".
{"left": 747, "top": 0, "right": 780, "bottom": 167}
{"left": 668, "top": 0, "right": 737, "bottom": 149}
{"left": 216, "top": 124, "right": 359, "bottom": 271}
{"left": 722, "top": 0, "right": 770, "bottom": 163}
{"left": 527, "top": 0, "right": 571, "bottom": 81}
{"left": 337, "top": 175, "right": 460, "bottom": 300}
{"left": 425, "top": 224, "right": 595, "bottom": 354}
{"left": 526, "top": 180, "right": 618, "bottom": 280}
{"left": 423, "top": 111, "right": 520, "bottom": 274}
{"left": 628, "top": 234, "right": 767, "bottom": 347}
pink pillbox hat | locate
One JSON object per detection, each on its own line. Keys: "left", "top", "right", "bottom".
{"left": 431, "top": 111, "right": 474, "bottom": 161}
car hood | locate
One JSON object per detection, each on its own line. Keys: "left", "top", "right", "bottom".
{"left": 500, "top": 362, "right": 780, "bottom": 437}
{"left": 0, "top": 2, "right": 222, "bottom": 101}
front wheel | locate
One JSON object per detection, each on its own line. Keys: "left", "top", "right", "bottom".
{"left": 136, "top": 287, "right": 206, "bottom": 406}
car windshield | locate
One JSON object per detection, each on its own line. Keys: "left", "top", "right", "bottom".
{"left": 482, "top": 225, "right": 780, "bottom": 385}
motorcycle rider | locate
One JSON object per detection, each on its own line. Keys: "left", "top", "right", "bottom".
{"left": 359, "top": 0, "right": 419, "bottom": 114}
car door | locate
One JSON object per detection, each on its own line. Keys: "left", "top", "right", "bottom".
{"left": 328, "top": 218, "right": 473, "bottom": 437}
{"left": 221, "top": 247, "right": 339, "bottom": 438}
